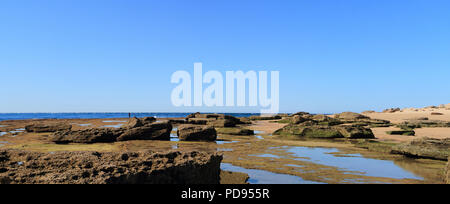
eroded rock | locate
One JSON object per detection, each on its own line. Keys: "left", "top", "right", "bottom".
{"left": 216, "top": 128, "right": 254, "bottom": 136}
{"left": 51, "top": 128, "right": 124, "bottom": 144}
{"left": 51, "top": 122, "right": 172, "bottom": 144}
{"left": 274, "top": 124, "right": 344, "bottom": 139}
{"left": 177, "top": 125, "right": 217, "bottom": 141}
{"left": 335, "top": 112, "right": 370, "bottom": 120}
{"left": 391, "top": 138, "right": 450, "bottom": 160}
{"left": 25, "top": 123, "right": 72, "bottom": 133}
{"left": 0, "top": 150, "right": 222, "bottom": 184}
{"left": 117, "top": 122, "right": 172, "bottom": 141}
{"left": 126, "top": 117, "right": 144, "bottom": 128}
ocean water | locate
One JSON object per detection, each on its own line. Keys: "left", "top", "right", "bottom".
{"left": 0, "top": 113, "right": 260, "bottom": 121}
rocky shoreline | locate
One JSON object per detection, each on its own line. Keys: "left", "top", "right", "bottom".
{"left": 0, "top": 107, "right": 449, "bottom": 184}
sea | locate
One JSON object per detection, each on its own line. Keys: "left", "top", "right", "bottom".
{"left": 0, "top": 113, "right": 261, "bottom": 121}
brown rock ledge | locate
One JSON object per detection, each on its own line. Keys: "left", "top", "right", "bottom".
{"left": 0, "top": 150, "right": 222, "bottom": 184}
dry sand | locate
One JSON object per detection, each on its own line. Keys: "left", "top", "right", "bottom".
{"left": 363, "top": 109, "right": 450, "bottom": 124}
{"left": 250, "top": 120, "right": 287, "bottom": 135}
{"left": 362, "top": 108, "right": 450, "bottom": 142}
{"left": 371, "top": 127, "right": 450, "bottom": 142}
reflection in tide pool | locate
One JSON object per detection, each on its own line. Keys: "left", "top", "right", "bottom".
{"left": 0, "top": 132, "right": 7, "bottom": 136}
{"left": 216, "top": 140, "right": 239, "bottom": 145}
{"left": 255, "top": 135, "right": 264, "bottom": 140}
{"left": 250, "top": 154, "right": 281, "bottom": 159}
{"left": 102, "top": 124, "right": 124, "bottom": 128}
{"left": 170, "top": 131, "right": 179, "bottom": 142}
{"left": 287, "top": 146, "right": 423, "bottom": 180}
{"left": 10, "top": 128, "right": 25, "bottom": 134}
{"left": 221, "top": 163, "right": 322, "bottom": 184}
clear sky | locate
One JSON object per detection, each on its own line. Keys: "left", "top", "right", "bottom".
{"left": 1, "top": 0, "right": 449, "bottom": 113}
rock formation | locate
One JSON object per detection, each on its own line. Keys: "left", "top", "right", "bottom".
{"left": 274, "top": 112, "right": 378, "bottom": 139}
{"left": 185, "top": 113, "right": 246, "bottom": 127}
{"left": 0, "top": 150, "right": 222, "bottom": 184}
{"left": 177, "top": 125, "right": 217, "bottom": 141}
{"left": 391, "top": 138, "right": 450, "bottom": 161}
{"left": 25, "top": 123, "right": 72, "bottom": 133}
{"left": 51, "top": 121, "right": 172, "bottom": 144}
{"left": 215, "top": 128, "right": 254, "bottom": 136}
{"left": 334, "top": 112, "right": 370, "bottom": 120}
{"left": 117, "top": 122, "right": 172, "bottom": 141}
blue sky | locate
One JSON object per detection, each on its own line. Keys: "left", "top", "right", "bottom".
{"left": 1, "top": 0, "right": 449, "bottom": 113}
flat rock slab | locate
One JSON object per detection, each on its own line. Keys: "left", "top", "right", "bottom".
{"left": 51, "top": 122, "right": 172, "bottom": 144}
{"left": 177, "top": 125, "right": 217, "bottom": 141}
{"left": 391, "top": 138, "right": 450, "bottom": 161}
{"left": 0, "top": 150, "right": 222, "bottom": 184}
{"left": 25, "top": 123, "right": 72, "bottom": 133}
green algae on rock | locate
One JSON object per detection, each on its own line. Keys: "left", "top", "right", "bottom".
{"left": 391, "top": 138, "right": 450, "bottom": 161}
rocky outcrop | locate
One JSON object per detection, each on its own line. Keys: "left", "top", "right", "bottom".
{"left": 177, "top": 125, "right": 217, "bottom": 141}
{"left": 207, "top": 119, "right": 236, "bottom": 128}
{"left": 334, "top": 112, "right": 370, "bottom": 120}
{"left": 141, "top": 117, "right": 157, "bottom": 124}
{"left": 274, "top": 124, "right": 375, "bottom": 139}
{"left": 126, "top": 117, "right": 144, "bottom": 128}
{"left": 51, "top": 128, "right": 124, "bottom": 144}
{"left": 249, "top": 115, "right": 282, "bottom": 121}
{"left": 126, "top": 117, "right": 156, "bottom": 128}
{"left": 391, "top": 138, "right": 450, "bottom": 161}
{"left": 51, "top": 122, "right": 172, "bottom": 144}
{"left": 117, "top": 122, "right": 172, "bottom": 141}
{"left": 274, "top": 125, "right": 344, "bottom": 139}
{"left": 335, "top": 126, "right": 375, "bottom": 139}
{"left": 291, "top": 115, "right": 308, "bottom": 124}
{"left": 25, "top": 123, "right": 72, "bottom": 133}
{"left": 386, "top": 130, "right": 415, "bottom": 136}
{"left": 216, "top": 128, "right": 254, "bottom": 136}
{"left": 168, "top": 119, "right": 187, "bottom": 124}
{"left": 291, "top": 112, "right": 311, "bottom": 117}
{"left": 0, "top": 150, "right": 222, "bottom": 184}
{"left": 400, "top": 120, "right": 450, "bottom": 128}
{"left": 186, "top": 113, "right": 244, "bottom": 127}
{"left": 274, "top": 112, "right": 378, "bottom": 140}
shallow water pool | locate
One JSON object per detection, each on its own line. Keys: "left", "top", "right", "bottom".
{"left": 102, "top": 124, "right": 124, "bottom": 128}
{"left": 221, "top": 163, "right": 322, "bottom": 184}
{"left": 286, "top": 146, "right": 423, "bottom": 180}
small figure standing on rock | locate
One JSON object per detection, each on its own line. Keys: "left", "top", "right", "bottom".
{"left": 128, "top": 113, "right": 131, "bottom": 118}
